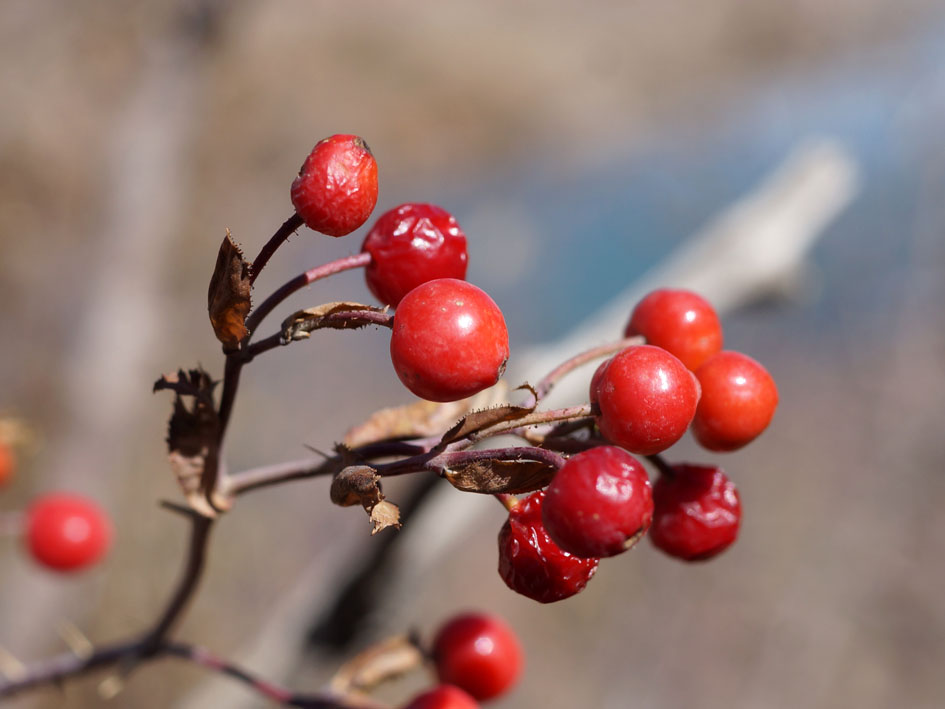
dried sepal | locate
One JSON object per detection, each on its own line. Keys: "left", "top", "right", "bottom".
{"left": 330, "top": 465, "right": 401, "bottom": 534}
{"left": 207, "top": 229, "right": 252, "bottom": 349}
{"left": 443, "top": 458, "right": 558, "bottom": 495}
{"left": 439, "top": 383, "right": 538, "bottom": 445}
{"left": 281, "top": 302, "right": 387, "bottom": 343}
{"left": 158, "top": 368, "right": 228, "bottom": 517}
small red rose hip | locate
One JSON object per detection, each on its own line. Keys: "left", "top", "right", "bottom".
{"left": 390, "top": 279, "right": 509, "bottom": 402}
{"left": 25, "top": 493, "right": 111, "bottom": 572}
{"left": 625, "top": 289, "right": 723, "bottom": 371}
{"left": 650, "top": 463, "right": 741, "bottom": 561}
{"left": 402, "top": 685, "right": 479, "bottom": 709}
{"left": 0, "top": 442, "right": 14, "bottom": 487}
{"left": 692, "top": 350, "right": 778, "bottom": 451}
{"left": 596, "top": 344, "right": 700, "bottom": 455}
{"left": 290, "top": 134, "right": 378, "bottom": 236}
{"left": 542, "top": 446, "right": 653, "bottom": 558}
{"left": 498, "top": 491, "right": 599, "bottom": 603}
{"left": 362, "top": 203, "right": 468, "bottom": 306}
{"left": 433, "top": 613, "right": 523, "bottom": 701}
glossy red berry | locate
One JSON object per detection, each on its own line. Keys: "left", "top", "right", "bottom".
{"left": 25, "top": 493, "right": 111, "bottom": 572}
{"left": 625, "top": 289, "right": 723, "bottom": 371}
{"left": 692, "top": 350, "right": 778, "bottom": 451}
{"left": 0, "top": 442, "right": 14, "bottom": 487}
{"left": 498, "top": 491, "right": 599, "bottom": 603}
{"left": 402, "top": 685, "right": 479, "bottom": 709}
{"left": 362, "top": 203, "right": 468, "bottom": 306}
{"left": 543, "top": 446, "right": 653, "bottom": 558}
{"left": 596, "top": 345, "right": 700, "bottom": 455}
{"left": 290, "top": 134, "right": 378, "bottom": 236}
{"left": 433, "top": 613, "right": 523, "bottom": 701}
{"left": 390, "top": 279, "right": 509, "bottom": 402}
{"left": 650, "top": 464, "right": 741, "bottom": 561}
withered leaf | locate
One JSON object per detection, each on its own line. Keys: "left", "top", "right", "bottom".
{"left": 207, "top": 229, "right": 252, "bottom": 349}
{"left": 281, "top": 302, "right": 387, "bottom": 344}
{"left": 330, "top": 465, "right": 401, "bottom": 534}
{"left": 443, "top": 458, "right": 558, "bottom": 495}
{"left": 439, "top": 383, "right": 538, "bottom": 445}
{"left": 329, "top": 635, "right": 423, "bottom": 695}
{"left": 160, "top": 368, "right": 226, "bottom": 516}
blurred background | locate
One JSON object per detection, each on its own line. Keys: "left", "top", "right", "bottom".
{"left": 1, "top": 0, "right": 944, "bottom": 707}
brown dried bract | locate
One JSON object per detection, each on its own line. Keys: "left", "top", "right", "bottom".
{"left": 330, "top": 465, "right": 401, "bottom": 534}
{"left": 439, "top": 383, "right": 538, "bottom": 445}
{"left": 207, "top": 229, "right": 252, "bottom": 349}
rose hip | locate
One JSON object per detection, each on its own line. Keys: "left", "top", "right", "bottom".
{"left": 433, "top": 613, "right": 522, "bottom": 701}
{"left": 650, "top": 463, "right": 741, "bottom": 561}
{"left": 498, "top": 491, "right": 599, "bottom": 603}
{"left": 625, "top": 289, "right": 723, "bottom": 371}
{"left": 542, "top": 446, "right": 653, "bottom": 558}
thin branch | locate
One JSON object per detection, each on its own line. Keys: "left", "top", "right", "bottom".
{"left": 533, "top": 335, "right": 643, "bottom": 401}
{"left": 249, "top": 213, "right": 305, "bottom": 286}
{"left": 245, "top": 252, "right": 372, "bottom": 339}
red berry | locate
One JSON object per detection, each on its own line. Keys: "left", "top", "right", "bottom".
{"left": 25, "top": 493, "right": 111, "bottom": 572}
{"left": 402, "top": 685, "right": 479, "bottom": 709}
{"left": 625, "top": 289, "right": 723, "bottom": 371}
{"left": 0, "top": 442, "right": 14, "bottom": 487}
{"left": 362, "top": 203, "right": 468, "bottom": 306}
{"left": 433, "top": 613, "right": 523, "bottom": 701}
{"left": 588, "top": 358, "right": 611, "bottom": 409}
{"left": 290, "top": 134, "right": 378, "bottom": 236}
{"left": 650, "top": 464, "right": 741, "bottom": 561}
{"left": 390, "top": 279, "right": 509, "bottom": 402}
{"left": 498, "top": 491, "right": 599, "bottom": 603}
{"left": 596, "top": 345, "right": 700, "bottom": 455}
{"left": 692, "top": 350, "right": 778, "bottom": 451}
{"left": 542, "top": 446, "right": 653, "bottom": 558}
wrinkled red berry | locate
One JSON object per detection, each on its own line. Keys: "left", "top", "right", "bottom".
{"left": 498, "top": 491, "right": 599, "bottom": 603}
{"left": 542, "top": 446, "right": 653, "bottom": 558}
{"left": 390, "top": 279, "right": 509, "bottom": 402}
{"left": 25, "top": 493, "right": 111, "bottom": 572}
{"left": 290, "top": 134, "right": 378, "bottom": 236}
{"left": 692, "top": 350, "right": 778, "bottom": 451}
{"left": 433, "top": 613, "right": 522, "bottom": 701}
{"left": 402, "top": 685, "right": 479, "bottom": 709}
{"left": 596, "top": 345, "right": 700, "bottom": 455}
{"left": 625, "top": 289, "right": 723, "bottom": 371}
{"left": 0, "top": 442, "right": 13, "bottom": 487}
{"left": 650, "top": 464, "right": 741, "bottom": 561}
{"left": 362, "top": 203, "right": 468, "bottom": 306}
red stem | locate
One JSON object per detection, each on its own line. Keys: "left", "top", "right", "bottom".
{"left": 249, "top": 213, "right": 304, "bottom": 286}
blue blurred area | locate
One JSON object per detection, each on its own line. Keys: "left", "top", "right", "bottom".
{"left": 451, "top": 21, "right": 945, "bottom": 345}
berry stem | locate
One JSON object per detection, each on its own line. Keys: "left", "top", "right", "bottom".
{"left": 245, "top": 252, "right": 372, "bottom": 340}
{"left": 249, "top": 213, "right": 305, "bottom": 286}
{"left": 533, "top": 336, "right": 643, "bottom": 401}
{"left": 242, "top": 310, "right": 394, "bottom": 362}
{"left": 644, "top": 454, "right": 676, "bottom": 480}
{"left": 495, "top": 493, "right": 519, "bottom": 511}
{"left": 469, "top": 404, "right": 594, "bottom": 442}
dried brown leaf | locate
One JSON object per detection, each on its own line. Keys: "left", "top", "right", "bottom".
{"left": 160, "top": 368, "right": 226, "bottom": 516}
{"left": 207, "top": 230, "right": 252, "bottom": 349}
{"left": 329, "top": 635, "right": 422, "bottom": 694}
{"left": 343, "top": 399, "right": 469, "bottom": 449}
{"left": 443, "top": 458, "right": 558, "bottom": 495}
{"left": 281, "top": 302, "right": 386, "bottom": 343}
{"left": 439, "top": 383, "right": 538, "bottom": 445}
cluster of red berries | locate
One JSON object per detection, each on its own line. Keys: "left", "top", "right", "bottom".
{"left": 290, "top": 135, "right": 507, "bottom": 404}
{"left": 1, "top": 440, "right": 111, "bottom": 573}
{"left": 498, "top": 289, "right": 777, "bottom": 603}
{"left": 402, "top": 613, "right": 522, "bottom": 708}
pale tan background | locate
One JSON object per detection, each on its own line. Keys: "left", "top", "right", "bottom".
{"left": 1, "top": 1, "right": 944, "bottom": 707}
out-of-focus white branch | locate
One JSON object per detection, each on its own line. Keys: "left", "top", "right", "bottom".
{"left": 178, "top": 137, "right": 859, "bottom": 708}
